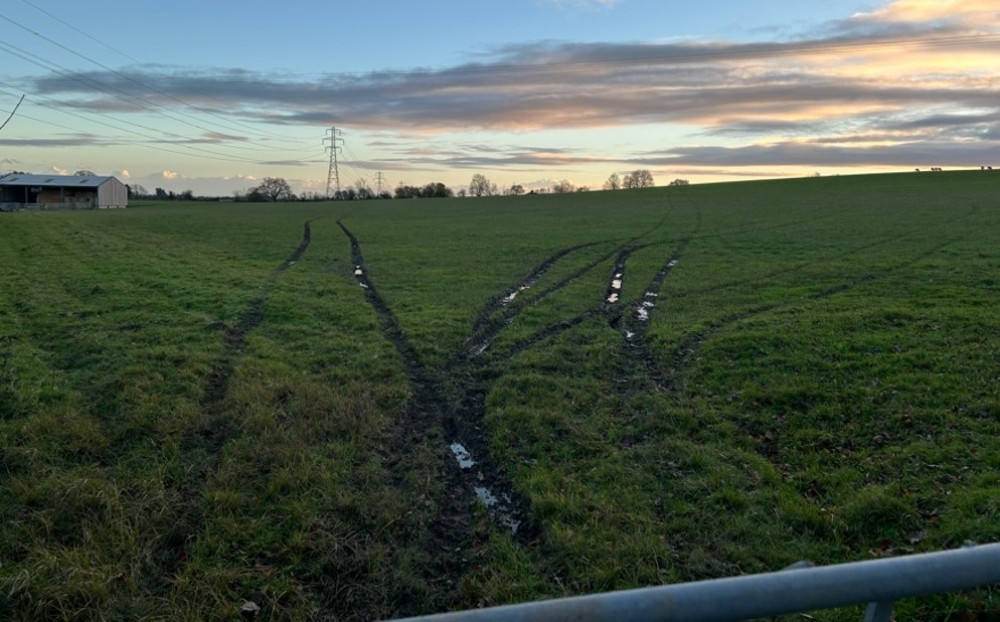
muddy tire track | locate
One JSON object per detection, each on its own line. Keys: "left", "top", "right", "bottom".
{"left": 338, "top": 221, "right": 432, "bottom": 387}
{"left": 335, "top": 209, "right": 686, "bottom": 611}
{"left": 458, "top": 243, "right": 625, "bottom": 361}
{"left": 659, "top": 227, "right": 977, "bottom": 390}
{"left": 336, "top": 221, "right": 487, "bottom": 614}
{"left": 167, "top": 221, "right": 312, "bottom": 575}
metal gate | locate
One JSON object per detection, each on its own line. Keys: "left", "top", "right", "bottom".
{"left": 395, "top": 542, "right": 1000, "bottom": 622}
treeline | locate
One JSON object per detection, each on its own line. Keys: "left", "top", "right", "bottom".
{"left": 128, "top": 170, "right": 687, "bottom": 203}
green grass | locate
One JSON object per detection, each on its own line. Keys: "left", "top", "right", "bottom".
{"left": 2, "top": 172, "right": 1000, "bottom": 620}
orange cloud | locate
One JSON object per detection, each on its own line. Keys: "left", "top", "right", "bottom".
{"left": 854, "top": 0, "right": 1000, "bottom": 30}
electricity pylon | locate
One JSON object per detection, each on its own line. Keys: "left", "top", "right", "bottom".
{"left": 324, "top": 127, "right": 343, "bottom": 198}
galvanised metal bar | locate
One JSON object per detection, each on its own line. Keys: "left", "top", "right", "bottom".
{"left": 395, "top": 543, "right": 1000, "bottom": 622}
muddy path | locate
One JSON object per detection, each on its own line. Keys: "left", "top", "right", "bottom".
{"left": 168, "top": 221, "right": 312, "bottom": 574}
{"left": 335, "top": 219, "right": 678, "bottom": 610}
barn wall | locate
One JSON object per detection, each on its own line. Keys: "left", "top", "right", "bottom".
{"left": 97, "top": 178, "right": 128, "bottom": 208}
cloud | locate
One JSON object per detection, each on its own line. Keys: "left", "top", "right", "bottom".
{"left": 32, "top": 23, "right": 999, "bottom": 138}
{"left": 0, "top": 134, "right": 115, "bottom": 148}
{"left": 14, "top": 0, "right": 1000, "bottom": 182}
{"left": 631, "top": 139, "right": 1000, "bottom": 168}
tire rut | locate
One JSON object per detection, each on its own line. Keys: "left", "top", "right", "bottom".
{"left": 171, "top": 220, "right": 312, "bottom": 576}
{"left": 336, "top": 207, "right": 691, "bottom": 611}
{"left": 660, "top": 227, "right": 977, "bottom": 390}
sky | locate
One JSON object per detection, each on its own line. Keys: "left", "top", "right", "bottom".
{"left": 1, "top": 0, "right": 998, "bottom": 196}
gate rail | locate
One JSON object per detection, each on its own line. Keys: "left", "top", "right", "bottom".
{"left": 396, "top": 542, "right": 1000, "bottom": 622}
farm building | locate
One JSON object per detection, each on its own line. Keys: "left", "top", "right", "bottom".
{"left": 0, "top": 174, "right": 128, "bottom": 211}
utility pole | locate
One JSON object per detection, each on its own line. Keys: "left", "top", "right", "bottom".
{"left": 323, "top": 127, "right": 344, "bottom": 198}
{"left": 375, "top": 171, "right": 386, "bottom": 198}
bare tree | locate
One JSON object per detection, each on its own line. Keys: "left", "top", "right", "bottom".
{"left": 251, "top": 177, "right": 295, "bottom": 202}
{"left": 127, "top": 183, "right": 148, "bottom": 198}
{"left": 603, "top": 173, "right": 621, "bottom": 190}
{"left": 623, "top": 169, "right": 655, "bottom": 189}
{"left": 551, "top": 180, "right": 575, "bottom": 193}
{"left": 469, "top": 173, "right": 496, "bottom": 197}
{"left": 355, "top": 178, "right": 373, "bottom": 200}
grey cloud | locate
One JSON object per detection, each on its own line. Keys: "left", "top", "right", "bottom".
{"left": 258, "top": 159, "right": 317, "bottom": 167}
{"left": 17, "top": 21, "right": 1000, "bottom": 178}
{"left": 0, "top": 135, "right": 111, "bottom": 147}
{"left": 27, "top": 29, "right": 1000, "bottom": 134}
{"left": 631, "top": 140, "right": 1000, "bottom": 168}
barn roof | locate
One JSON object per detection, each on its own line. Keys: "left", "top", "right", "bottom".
{"left": 0, "top": 174, "right": 118, "bottom": 188}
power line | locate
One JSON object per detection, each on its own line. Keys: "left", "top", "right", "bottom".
{"left": 0, "top": 9, "right": 325, "bottom": 166}
{"left": 0, "top": 86, "right": 287, "bottom": 164}
{"left": 0, "top": 93, "right": 24, "bottom": 133}
{"left": 11, "top": 0, "right": 297, "bottom": 141}
{"left": 0, "top": 43, "right": 243, "bottom": 157}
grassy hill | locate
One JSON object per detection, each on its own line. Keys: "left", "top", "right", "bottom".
{"left": 2, "top": 171, "right": 999, "bottom": 619}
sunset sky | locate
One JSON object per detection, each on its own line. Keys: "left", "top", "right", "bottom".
{"left": 1, "top": 0, "right": 998, "bottom": 196}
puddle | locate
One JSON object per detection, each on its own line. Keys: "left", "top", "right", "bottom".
{"left": 645, "top": 291, "right": 658, "bottom": 298}
{"left": 472, "top": 342, "right": 489, "bottom": 356}
{"left": 450, "top": 442, "right": 476, "bottom": 469}
{"left": 625, "top": 330, "right": 635, "bottom": 340}
{"left": 359, "top": 282, "right": 369, "bottom": 289}
{"left": 668, "top": 259, "right": 678, "bottom": 269}
{"left": 607, "top": 270, "right": 624, "bottom": 303}
{"left": 502, "top": 285, "right": 531, "bottom": 305}
{"left": 475, "top": 486, "right": 521, "bottom": 534}
{"left": 354, "top": 266, "right": 363, "bottom": 276}
{"left": 475, "top": 486, "right": 497, "bottom": 505}
{"left": 637, "top": 307, "right": 649, "bottom": 321}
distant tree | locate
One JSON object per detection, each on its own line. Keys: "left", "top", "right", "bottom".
{"left": 251, "top": 177, "right": 295, "bottom": 202}
{"left": 576, "top": 186, "right": 590, "bottom": 192}
{"left": 154, "top": 187, "right": 168, "bottom": 200}
{"left": 422, "top": 182, "right": 453, "bottom": 198}
{"left": 469, "top": 173, "right": 496, "bottom": 197}
{"left": 395, "top": 184, "right": 421, "bottom": 199}
{"left": 551, "top": 180, "right": 575, "bottom": 193}
{"left": 623, "top": 169, "right": 655, "bottom": 189}
{"left": 507, "top": 184, "right": 525, "bottom": 196}
{"left": 603, "top": 173, "right": 621, "bottom": 191}
{"left": 355, "top": 178, "right": 374, "bottom": 200}
{"left": 668, "top": 178, "right": 690, "bottom": 186}
{"left": 179, "top": 189, "right": 194, "bottom": 201}
{"left": 74, "top": 169, "right": 96, "bottom": 177}
{"left": 457, "top": 188, "right": 467, "bottom": 198}
{"left": 127, "top": 183, "right": 148, "bottom": 198}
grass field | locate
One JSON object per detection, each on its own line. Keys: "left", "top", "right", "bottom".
{"left": 2, "top": 171, "right": 1000, "bottom": 620}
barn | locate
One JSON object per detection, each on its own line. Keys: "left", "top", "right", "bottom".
{"left": 0, "top": 174, "right": 128, "bottom": 211}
